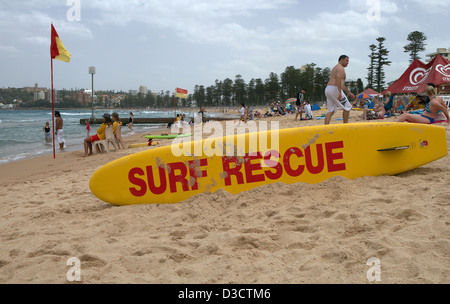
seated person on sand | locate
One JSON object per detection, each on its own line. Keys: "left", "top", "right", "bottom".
{"left": 301, "top": 100, "right": 313, "bottom": 120}
{"left": 395, "top": 86, "right": 449, "bottom": 124}
{"left": 269, "top": 102, "right": 276, "bottom": 114}
{"left": 373, "top": 100, "right": 386, "bottom": 119}
{"left": 276, "top": 103, "right": 286, "bottom": 116}
{"left": 254, "top": 110, "right": 262, "bottom": 119}
{"left": 272, "top": 106, "right": 281, "bottom": 117}
{"left": 393, "top": 96, "right": 407, "bottom": 115}
{"left": 383, "top": 92, "right": 394, "bottom": 116}
{"left": 83, "top": 113, "right": 112, "bottom": 156}
{"left": 364, "top": 100, "right": 385, "bottom": 120}
{"left": 263, "top": 110, "right": 273, "bottom": 118}
{"left": 360, "top": 99, "right": 372, "bottom": 120}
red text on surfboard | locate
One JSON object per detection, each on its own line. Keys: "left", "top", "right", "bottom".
{"left": 129, "top": 159, "right": 208, "bottom": 197}
{"left": 128, "top": 141, "right": 346, "bottom": 197}
{"left": 223, "top": 141, "right": 345, "bottom": 186}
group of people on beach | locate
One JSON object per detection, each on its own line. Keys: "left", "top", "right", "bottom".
{"left": 235, "top": 55, "right": 447, "bottom": 126}
{"left": 42, "top": 111, "right": 65, "bottom": 150}
{"left": 323, "top": 55, "right": 449, "bottom": 125}
{"left": 44, "top": 55, "right": 449, "bottom": 158}
{"left": 44, "top": 111, "right": 134, "bottom": 155}
{"left": 353, "top": 88, "right": 446, "bottom": 122}
{"left": 239, "top": 104, "right": 262, "bottom": 123}
{"left": 83, "top": 112, "right": 128, "bottom": 157}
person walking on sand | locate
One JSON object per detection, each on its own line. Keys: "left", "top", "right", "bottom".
{"left": 324, "top": 55, "right": 355, "bottom": 125}
{"left": 55, "top": 111, "right": 65, "bottom": 151}
{"left": 238, "top": 104, "right": 247, "bottom": 125}
{"left": 198, "top": 107, "right": 207, "bottom": 123}
{"left": 295, "top": 89, "right": 306, "bottom": 121}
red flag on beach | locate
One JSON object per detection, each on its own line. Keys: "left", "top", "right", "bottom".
{"left": 176, "top": 88, "right": 188, "bottom": 99}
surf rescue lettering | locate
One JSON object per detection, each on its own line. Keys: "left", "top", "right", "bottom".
{"left": 128, "top": 141, "right": 346, "bottom": 196}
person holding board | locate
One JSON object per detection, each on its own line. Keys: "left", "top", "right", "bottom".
{"left": 324, "top": 55, "right": 355, "bottom": 125}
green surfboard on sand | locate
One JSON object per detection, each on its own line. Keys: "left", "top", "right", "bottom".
{"left": 144, "top": 133, "right": 192, "bottom": 140}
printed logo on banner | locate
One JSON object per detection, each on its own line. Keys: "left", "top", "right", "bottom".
{"left": 409, "top": 67, "right": 431, "bottom": 86}
{"left": 436, "top": 64, "right": 450, "bottom": 77}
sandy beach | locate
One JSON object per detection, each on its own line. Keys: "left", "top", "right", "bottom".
{"left": 0, "top": 108, "right": 449, "bottom": 284}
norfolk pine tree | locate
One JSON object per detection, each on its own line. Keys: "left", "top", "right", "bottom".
{"left": 404, "top": 31, "right": 427, "bottom": 63}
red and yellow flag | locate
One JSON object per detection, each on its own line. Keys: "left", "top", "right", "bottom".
{"left": 50, "top": 24, "right": 71, "bottom": 62}
{"left": 176, "top": 88, "right": 188, "bottom": 99}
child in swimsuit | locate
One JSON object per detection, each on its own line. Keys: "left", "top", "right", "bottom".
{"left": 43, "top": 122, "right": 51, "bottom": 143}
{"left": 85, "top": 120, "right": 91, "bottom": 138}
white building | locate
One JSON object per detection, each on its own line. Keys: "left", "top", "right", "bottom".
{"left": 37, "top": 91, "right": 46, "bottom": 100}
{"left": 139, "top": 85, "right": 148, "bottom": 97}
{"left": 426, "top": 47, "right": 450, "bottom": 62}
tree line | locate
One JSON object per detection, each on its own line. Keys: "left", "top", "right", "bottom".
{"left": 133, "top": 30, "right": 424, "bottom": 108}
{"left": 119, "top": 65, "right": 365, "bottom": 108}
{"left": 367, "top": 31, "right": 427, "bottom": 93}
{"left": 5, "top": 31, "right": 426, "bottom": 109}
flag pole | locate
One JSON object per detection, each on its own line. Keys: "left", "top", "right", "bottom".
{"left": 51, "top": 57, "right": 56, "bottom": 159}
{"left": 174, "top": 88, "right": 177, "bottom": 118}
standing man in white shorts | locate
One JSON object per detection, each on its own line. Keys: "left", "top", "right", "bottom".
{"left": 324, "top": 55, "right": 356, "bottom": 125}
{"left": 55, "top": 111, "right": 65, "bottom": 151}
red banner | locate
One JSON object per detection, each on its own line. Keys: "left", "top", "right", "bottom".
{"left": 384, "top": 55, "right": 450, "bottom": 94}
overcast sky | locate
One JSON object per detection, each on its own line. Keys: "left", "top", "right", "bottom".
{"left": 0, "top": 0, "right": 449, "bottom": 94}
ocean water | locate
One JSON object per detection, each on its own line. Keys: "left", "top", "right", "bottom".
{"left": 0, "top": 109, "right": 237, "bottom": 164}
{"left": 0, "top": 109, "right": 187, "bottom": 164}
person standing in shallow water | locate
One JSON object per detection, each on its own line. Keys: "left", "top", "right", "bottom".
{"left": 43, "top": 122, "right": 51, "bottom": 143}
{"left": 128, "top": 112, "right": 134, "bottom": 131}
{"left": 324, "top": 55, "right": 355, "bottom": 125}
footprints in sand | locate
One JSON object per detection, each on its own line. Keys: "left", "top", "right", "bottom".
{"left": 2, "top": 163, "right": 449, "bottom": 283}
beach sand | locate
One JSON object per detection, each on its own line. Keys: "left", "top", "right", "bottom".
{"left": 1, "top": 109, "right": 449, "bottom": 284}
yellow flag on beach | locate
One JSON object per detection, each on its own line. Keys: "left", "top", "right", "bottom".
{"left": 50, "top": 24, "right": 71, "bottom": 62}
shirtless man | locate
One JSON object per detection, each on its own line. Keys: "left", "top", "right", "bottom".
{"left": 55, "top": 111, "right": 65, "bottom": 151}
{"left": 324, "top": 55, "right": 356, "bottom": 125}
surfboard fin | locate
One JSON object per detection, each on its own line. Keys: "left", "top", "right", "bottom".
{"left": 377, "top": 146, "right": 410, "bottom": 152}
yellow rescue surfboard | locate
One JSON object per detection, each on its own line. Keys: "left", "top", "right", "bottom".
{"left": 90, "top": 122, "right": 447, "bottom": 205}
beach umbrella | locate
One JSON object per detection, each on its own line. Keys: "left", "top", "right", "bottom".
{"left": 356, "top": 93, "right": 371, "bottom": 100}
{"left": 285, "top": 98, "right": 297, "bottom": 104}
